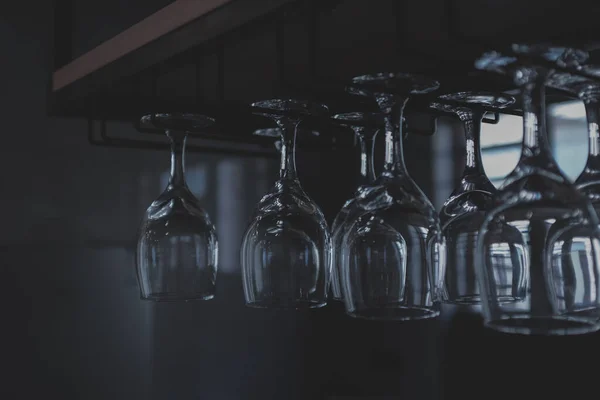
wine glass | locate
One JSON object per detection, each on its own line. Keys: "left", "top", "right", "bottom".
{"left": 339, "top": 73, "right": 444, "bottom": 320}
{"left": 431, "top": 91, "right": 515, "bottom": 304}
{"left": 136, "top": 113, "right": 219, "bottom": 301}
{"left": 240, "top": 99, "right": 331, "bottom": 309}
{"left": 547, "top": 66, "right": 600, "bottom": 211}
{"left": 330, "top": 112, "right": 382, "bottom": 301}
{"left": 474, "top": 45, "right": 600, "bottom": 335}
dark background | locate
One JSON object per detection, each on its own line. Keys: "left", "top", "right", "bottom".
{"left": 2, "top": 1, "right": 600, "bottom": 399}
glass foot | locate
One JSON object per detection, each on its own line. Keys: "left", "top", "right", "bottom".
{"left": 332, "top": 111, "right": 386, "bottom": 128}
{"left": 139, "top": 113, "right": 215, "bottom": 132}
{"left": 347, "top": 72, "right": 440, "bottom": 101}
{"left": 251, "top": 99, "right": 329, "bottom": 118}
{"left": 435, "top": 91, "right": 515, "bottom": 110}
{"left": 475, "top": 44, "right": 588, "bottom": 75}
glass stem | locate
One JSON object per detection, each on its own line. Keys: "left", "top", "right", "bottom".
{"left": 382, "top": 97, "right": 409, "bottom": 177}
{"left": 519, "top": 72, "right": 554, "bottom": 164}
{"left": 168, "top": 131, "right": 187, "bottom": 187}
{"left": 276, "top": 119, "right": 299, "bottom": 181}
{"left": 583, "top": 99, "right": 600, "bottom": 172}
{"left": 516, "top": 69, "right": 558, "bottom": 315}
{"left": 356, "top": 128, "right": 377, "bottom": 186}
{"left": 461, "top": 111, "right": 486, "bottom": 176}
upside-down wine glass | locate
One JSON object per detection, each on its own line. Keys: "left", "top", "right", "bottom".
{"left": 340, "top": 73, "right": 444, "bottom": 320}
{"left": 431, "top": 91, "right": 516, "bottom": 304}
{"left": 241, "top": 99, "right": 331, "bottom": 309}
{"left": 330, "top": 112, "right": 381, "bottom": 301}
{"left": 136, "top": 113, "right": 219, "bottom": 301}
{"left": 548, "top": 65, "right": 600, "bottom": 213}
{"left": 474, "top": 44, "right": 600, "bottom": 335}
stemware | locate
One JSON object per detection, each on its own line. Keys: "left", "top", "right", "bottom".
{"left": 547, "top": 66, "right": 600, "bottom": 211}
{"left": 330, "top": 112, "right": 381, "bottom": 301}
{"left": 431, "top": 91, "right": 515, "bottom": 304}
{"left": 339, "top": 73, "right": 444, "bottom": 320}
{"left": 241, "top": 99, "right": 331, "bottom": 309}
{"left": 474, "top": 45, "right": 600, "bottom": 335}
{"left": 136, "top": 113, "right": 219, "bottom": 301}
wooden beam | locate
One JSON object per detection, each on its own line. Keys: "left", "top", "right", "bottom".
{"left": 52, "top": 0, "right": 235, "bottom": 91}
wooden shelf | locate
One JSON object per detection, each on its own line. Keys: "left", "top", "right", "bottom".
{"left": 53, "top": 1, "right": 236, "bottom": 91}
{"left": 49, "top": 0, "right": 298, "bottom": 118}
